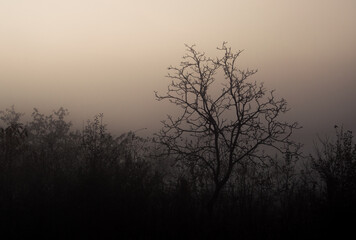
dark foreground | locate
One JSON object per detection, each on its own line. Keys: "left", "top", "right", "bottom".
{"left": 1, "top": 108, "right": 355, "bottom": 239}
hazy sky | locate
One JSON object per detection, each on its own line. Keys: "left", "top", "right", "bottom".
{"left": 1, "top": 0, "right": 356, "bottom": 151}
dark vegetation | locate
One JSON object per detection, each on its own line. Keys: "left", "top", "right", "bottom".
{"left": 1, "top": 45, "right": 355, "bottom": 239}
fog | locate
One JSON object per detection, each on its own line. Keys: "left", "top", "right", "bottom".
{"left": 1, "top": 0, "right": 356, "bottom": 152}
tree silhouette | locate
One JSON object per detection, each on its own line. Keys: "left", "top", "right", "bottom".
{"left": 155, "top": 43, "right": 300, "bottom": 212}
{"left": 312, "top": 126, "right": 356, "bottom": 207}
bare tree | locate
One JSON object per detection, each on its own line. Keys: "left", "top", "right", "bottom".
{"left": 155, "top": 43, "right": 300, "bottom": 213}
{"left": 312, "top": 126, "right": 356, "bottom": 207}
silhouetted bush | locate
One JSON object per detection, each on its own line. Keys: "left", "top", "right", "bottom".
{"left": 311, "top": 126, "right": 356, "bottom": 237}
{"left": 0, "top": 106, "right": 354, "bottom": 239}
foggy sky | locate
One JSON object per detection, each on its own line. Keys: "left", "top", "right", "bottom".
{"left": 1, "top": 0, "right": 356, "bottom": 152}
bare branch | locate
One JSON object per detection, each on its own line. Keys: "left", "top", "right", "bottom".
{"left": 155, "top": 43, "right": 300, "bottom": 211}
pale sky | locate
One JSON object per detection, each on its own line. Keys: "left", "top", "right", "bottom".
{"left": 1, "top": 0, "right": 356, "bottom": 152}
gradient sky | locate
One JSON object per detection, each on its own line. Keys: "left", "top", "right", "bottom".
{"left": 1, "top": 0, "right": 356, "bottom": 152}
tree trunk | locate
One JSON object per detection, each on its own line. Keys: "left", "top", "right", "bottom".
{"left": 207, "top": 182, "right": 223, "bottom": 216}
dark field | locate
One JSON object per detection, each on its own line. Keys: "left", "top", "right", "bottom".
{"left": 1, "top": 107, "right": 355, "bottom": 239}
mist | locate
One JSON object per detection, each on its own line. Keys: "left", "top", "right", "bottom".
{"left": 2, "top": 1, "right": 356, "bottom": 239}
{"left": 1, "top": 0, "right": 356, "bottom": 151}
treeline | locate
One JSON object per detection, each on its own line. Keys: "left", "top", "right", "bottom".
{"left": 0, "top": 106, "right": 355, "bottom": 239}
